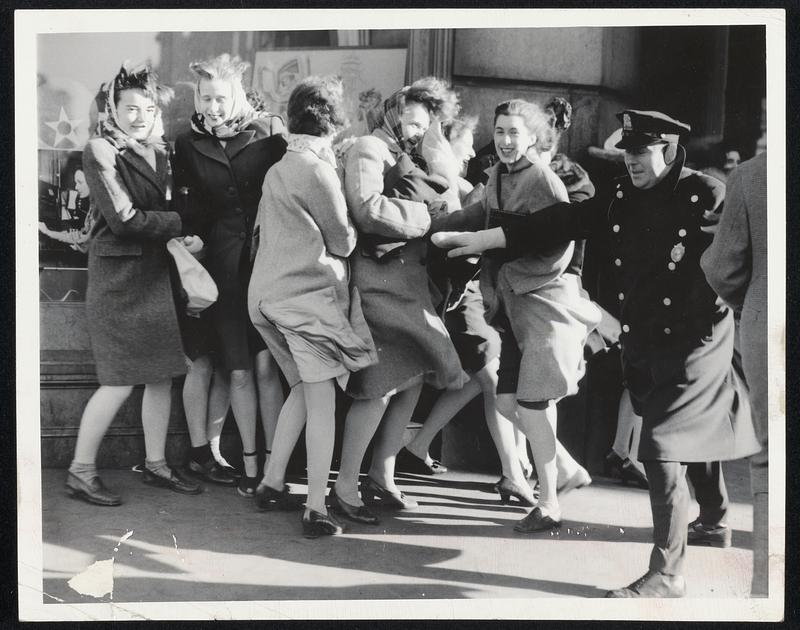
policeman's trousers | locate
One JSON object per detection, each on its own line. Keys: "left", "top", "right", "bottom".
{"left": 644, "top": 461, "right": 728, "bottom": 575}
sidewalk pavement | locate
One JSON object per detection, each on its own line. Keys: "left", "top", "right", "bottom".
{"left": 40, "top": 460, "right": 754, "bottom": 604}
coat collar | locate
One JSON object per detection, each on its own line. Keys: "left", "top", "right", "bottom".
{"left": 191, "top": 128, "right": 256, "bottom": 165}
{"left": 118, "top": 146, "right": 168, "bottom": 195}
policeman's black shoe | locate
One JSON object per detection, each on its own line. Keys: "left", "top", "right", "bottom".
{"left": 605, "top": 570, "right": 686, "bottom": 598}
{"left": 514, "top": 507, "right": 562, "bottom": 533}
{"left": 620, "top": 459, "right": 649, "bottom": 490}
{"left": 142, "top": 466, "right": 203, "bottom": 495}
{"left": 302, "top": 509, "right": 345, "bottom": 539}
{"left": 187, "top": 458, "right": 237, "bottom": 485}
{"left": 687, "top": 518, "right": 732, "bottom": 548}
{"left": 65, "top": 472, "right": 122, "bottom": 506}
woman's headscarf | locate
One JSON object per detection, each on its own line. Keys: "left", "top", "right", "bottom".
{"left": 378, "top": 87, "right": 428, "bottom": 171}
{"left": 190, "top": 74, "right": 257, "bottom": 139}
{"left": 94, "top": 69, "right": 167, "bottom": 157}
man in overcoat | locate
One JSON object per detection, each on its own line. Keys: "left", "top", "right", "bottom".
{"left": 700, "top": 152, "right": 769, "bottom": 596}
{"left": 433, "top": 110, "right": 760, "bottom": 597}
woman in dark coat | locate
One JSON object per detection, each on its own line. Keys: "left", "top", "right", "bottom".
{"left": 65, "top": 63, "right": 202, "bottom": 506}
{"left": 172, "top": 54, "right": 287, "bottom": 496}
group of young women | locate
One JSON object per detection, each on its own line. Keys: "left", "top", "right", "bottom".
{"left": 66, "top": 53, "right": 601, "bottom": 539}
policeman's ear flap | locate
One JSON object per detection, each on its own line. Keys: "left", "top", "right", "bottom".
{"left": 663, "top": 143, "right": 678, "bottom": 165}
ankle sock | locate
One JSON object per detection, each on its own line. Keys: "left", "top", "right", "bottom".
{"left": 69, "top": 461, "right": 97, "bottom": 480}
{"left": 242, "top": 451, "right": 258, "bottom": 478}
{"left": 145, "top": 458, "right": 171, "bottom": 478}
{"left": 191, "top": 443, "right": 213, "bottom": 464}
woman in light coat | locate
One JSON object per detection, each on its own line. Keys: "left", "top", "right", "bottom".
{"left": 249, "top": 77, "right": 377, "bottom": 537}
{"left": 329, "top": 79, "right": 468, "bottom": 524}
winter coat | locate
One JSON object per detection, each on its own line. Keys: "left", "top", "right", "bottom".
{"left": 82, "top": 137, "right": 186, "bottom": 385}
{"left": 172, "top": 117, "right": 287, "bottom": 369}
{"left": 342, "top": 129, "right": 467, "bottom": 399}
{"left": 248, "top": 146, "right": 377, "bottom": 387}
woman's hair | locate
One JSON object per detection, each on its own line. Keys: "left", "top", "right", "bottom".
{"left": 189, "top": 53, "right": 249, "bottom": 84}
{"left": 494, "top": 99, "right": 555, "bottom": 153}
{"left": 541, "top": 97, "right": 572, "bottom": 153}
{"left": 442, "top": 115, "right": 478, "bottom": 143}
{"left": 112, "top": 62, "right": 173, "bottom": 107}
{"left": 286, "top": 76, "right": 347, "bottom": 136}
{"left": 405, "top": 76, "right": 460, "bottom": 123}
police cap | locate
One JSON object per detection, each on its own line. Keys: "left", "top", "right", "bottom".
{"left": 614, "top": 110, "right": 691, "bottom": 150}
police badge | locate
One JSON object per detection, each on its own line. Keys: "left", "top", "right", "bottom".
{"left": 670, "top": 242, "right": 686, "bottom": 263}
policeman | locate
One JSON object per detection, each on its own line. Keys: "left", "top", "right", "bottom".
{"left": 433, "top": 109, "right": 760, "bottom": 598}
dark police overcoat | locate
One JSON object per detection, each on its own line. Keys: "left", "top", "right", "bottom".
{"left": 495, "top": 150, "right": 759, "bottom": 462}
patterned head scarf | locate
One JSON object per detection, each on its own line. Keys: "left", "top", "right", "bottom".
{"left": 95, "top": 64, "right": 168, "bottom": 156}
{"left": 190, "top": 73, "right": 257, "bottom": 139}
{"left": 379, "top": 87, "right": 410, "bottom": 152}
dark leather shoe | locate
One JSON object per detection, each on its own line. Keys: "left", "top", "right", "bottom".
{"left": 605, "top": 570, "right": 686, "bottom": 598}
{"left": 513, "top": 507, "right": 561, "bottom": 533}
{"left": 302, "top": 509, "right": 344, "bottom": 539}
{"left": 237, "top": 475, "right": 259, "bottom": 498}
{"left": 687, "top": 518, "right": 731, "bottom": 548}
{"left": 329, "top": 488, "right": 379, "bottom": 524}
{"left": 188, "top": 458, "right": 237, "bottom": 485}
{"left": 256, "top": 483, "right": 304, "bottom": 511}
{"left": 142, "top": 466, "right": 203, "bottom": 495}
{"left": 497, "top": 476, "right": 536, "bottom": 506}
{"left": 400, "top": 448, "right": 448, "bottom": 475}
{"left": 360, "top": 476, "right": 418, "bottom": 510}
{"left": 65, "top": 472, "right": 122, "bottom": 506}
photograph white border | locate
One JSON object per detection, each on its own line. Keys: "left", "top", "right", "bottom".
{"left": 16, "top": 7, "right": 786, "bottom": 622}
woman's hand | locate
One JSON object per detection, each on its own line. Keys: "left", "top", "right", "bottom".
{"left": 431, "top": 228, "right": 507, "bottom": 258}
{"left": 182, "top": 235, "right": 204, "bottom": 256}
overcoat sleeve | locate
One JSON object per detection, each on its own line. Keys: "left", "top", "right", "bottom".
{"left": 344, "top": 136, "right": 431, "bottom": 239}
{"left": 306, "top": 163, "right": 357, "bottom": 258}
{"left": 83, "top": 138, "right": 182, "bottom": 240}
{"left": 700, "top": 166, "right": 751, "bottom": 311}
{"left": 494, "top": 196, "right": 604, "bottom": 258}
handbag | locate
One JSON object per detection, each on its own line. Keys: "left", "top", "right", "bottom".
{"left": 166, "top": 238, "right": 218, "bottom": 316}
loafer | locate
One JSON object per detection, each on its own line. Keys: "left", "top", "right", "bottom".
{"left": 256, "top": 483, "right": 305, "bottom": 511}
{"left": 329, "top": 488, "right": 379, "bottom": 524}
{"left": 142, "top": 466, "right": 203, "bottom": 495}
{"left": 302, "top": 509, "right": 344, "bottom": 539}
{"left": 360, "top": 476, "right": 418, "bottom": 510}
{"left": 65, "top": 472, "right": 122, "bottom": 506}
{"left": 400, "top": 448, "right": 448, "bottom": 475}
{"left": 188, "top": 458, "right": 237, "bottom": 485}
{"left": 557, "top": 467, "right": 592, "bottom": 496}
{"left": 687, "top": 518, "right": 732, "bottom": 548}
{"left": 605, "top": 570, "right": 686, "bottom": 598}
{"left": 513, "top": 507, "right": 561, "bottom": 533}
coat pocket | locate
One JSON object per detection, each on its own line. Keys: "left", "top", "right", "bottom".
{"left": 92, "top": 238, "right": 143, "bottom": 257}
